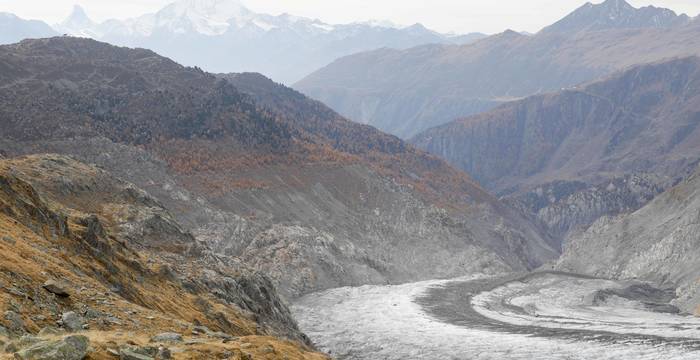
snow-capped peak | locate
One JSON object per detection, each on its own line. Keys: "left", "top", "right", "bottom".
{"left": 356, "top": 19, "right": 404, "bottom": 29}
{"left": 154, "top": 0, "right": 253, "bottom": 35}
{"left": 56, "top": 5, "right": 100, "bottom": 38}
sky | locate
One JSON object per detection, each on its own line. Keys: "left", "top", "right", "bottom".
{"left": 1, "top": 0, "right": 699, "bottom": 34}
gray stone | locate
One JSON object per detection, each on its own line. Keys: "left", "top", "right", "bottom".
{"left": 207, "top": 331, "right": 232, "bottom": 340}
{"left": 149, "top": 333, "right": 182, "bottom": 343}
{"left": 156, "top": 347, "right": 171, "bottom": 360}
{"left": 4, "top": 311, "right": 25, "bottom": 334}
{"left": 1, "top": 236, "right": 15, "bottom": 245}
{"left": 60, "top": 312, "right": 84, "bottom": 332}
{"left": 42, "top": 280, "right": 69, "bottom": 297}
{"left": 0, "top": 325, "right": 8, "bottom": 338}
{"left": 191, "top": 326, "right": 209, "bottom": 335}
{"left": 119, "top": 349, "right": 154, "bottom": 360}
{"left": 14, "top": 335, "right": 88, "bottom": 360}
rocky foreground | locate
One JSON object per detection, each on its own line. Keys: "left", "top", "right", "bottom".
{"left": 0, "top": 154, "right": 327, "bottom": 359}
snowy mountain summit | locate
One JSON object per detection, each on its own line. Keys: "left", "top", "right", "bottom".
{"left": 49, "top": 0, "right": 481, "bottom": 83}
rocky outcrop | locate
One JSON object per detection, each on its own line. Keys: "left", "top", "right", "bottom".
{"left": 0, "top": 155, "right": 322, "bottom": 358}
{"left": 556, "top": 166, "right": 700, "bottom": 314}
{"left": 507, "top": 174, "right": 669, "bottom": 241}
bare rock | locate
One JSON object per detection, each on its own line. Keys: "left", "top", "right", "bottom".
{"left": 149, "top": 333, "right": 182, "bottom": 343}
{"left": 59, "top": 312, "right": 84, "bottom": 332}
{"left": 14, "top": 335, "right": 88, "bottom": 360}
{"left": 42, "top": 280, "right": 70, "bottom": 297}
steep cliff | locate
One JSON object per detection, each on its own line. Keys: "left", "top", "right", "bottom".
{"left": 413, "top": 56, "right": 700, "bottom": 241}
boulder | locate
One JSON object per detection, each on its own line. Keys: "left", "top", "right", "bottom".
{"left": 149, "top": 333, "right": 182, "bottom": 343}
{"left": 119, "top": 349, "right": 154, "bottom": 360}
{"left": 14, "top": 335, "right": 88, "bottom": 360}
{"left": 60, "top": 312, "right": 84, "bottom": 332}
{"left": 42, "top": 280, "right": 70, "bottom": 297}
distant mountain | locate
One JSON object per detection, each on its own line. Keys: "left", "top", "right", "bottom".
{"left": 0, "top": 37, "right": 556, "bottom": 299}
{"left": 542, "top": 0, "right": 691, "bottom": 34}
{"left": 0, "top": 12, "right": 57, "bottom": 45}
{"left": 50, "top": 0, "right": 486, "bottom": 84}
{"left": 294, "top": 0, "right": 699, "bottom": 139}
{"left": 412, "top": 57, "right": 700, "bottom": 239}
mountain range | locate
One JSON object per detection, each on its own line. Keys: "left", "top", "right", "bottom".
{"left": 295, "top": 0, "right": 698, "bottom": 138}
{"left": 16, "top": 0, "right": 484, "bottom": 84}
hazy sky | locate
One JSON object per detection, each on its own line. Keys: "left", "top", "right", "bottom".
{"left": 2, "top": 0, "right": 699, "bottom": 34}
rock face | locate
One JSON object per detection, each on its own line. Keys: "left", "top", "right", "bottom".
{"left": 0, "top": 37, "right": 557, "bottom": 299}
{"left": 413, "top": 57, "right": 700, "bottom": 241}
{"left": 506, "top": 174, "right": 669, "bottom": 241}
{"left": 295, "top": 2, "right": 700, "bottom": 139}
{"left": 0, "top": 154, "right": 323, "bottom": 359}
{"left": 557, "top": 166, "right": 700, "bottom": 314}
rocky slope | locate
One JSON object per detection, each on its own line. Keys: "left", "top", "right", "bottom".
{"left": 556, "top": 164, "right": 700, "bottom": 315}
{"left": 413, "top": 56, "right": 700, "bottom": 240}
{"left": 51, "top": 1, "right": 485, "bottom": 84}
{"left": 0, "top": 37, "right": 557, "bottom": 300}
{"left": 0, "top": 154, "right": 326, "bottom": 359}
{"left": 295, "top": 0, "right": 700, "bottom": 138}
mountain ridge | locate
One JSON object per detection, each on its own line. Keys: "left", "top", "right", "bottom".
{"left": 295, "top": 2, "right": 700, "bottom": 139}
{"left": 541, "top": 0, "right": 691, "bottom": 34}
{"left": 0, "top": 37, "right": 557, "bottom": 299}
{"left": 46, "top": 0, "right": 486, "bottom": 84}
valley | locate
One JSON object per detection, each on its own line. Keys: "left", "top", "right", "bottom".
{"left": 2, "top": 0, "right": 700, "bottom": 358}
{"left": 293, "top": 272, "right": 700, "bottom": 359}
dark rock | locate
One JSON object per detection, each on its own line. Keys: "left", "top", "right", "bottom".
{"left": 156, "top": 347, "right": 171, "bottom": 360}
